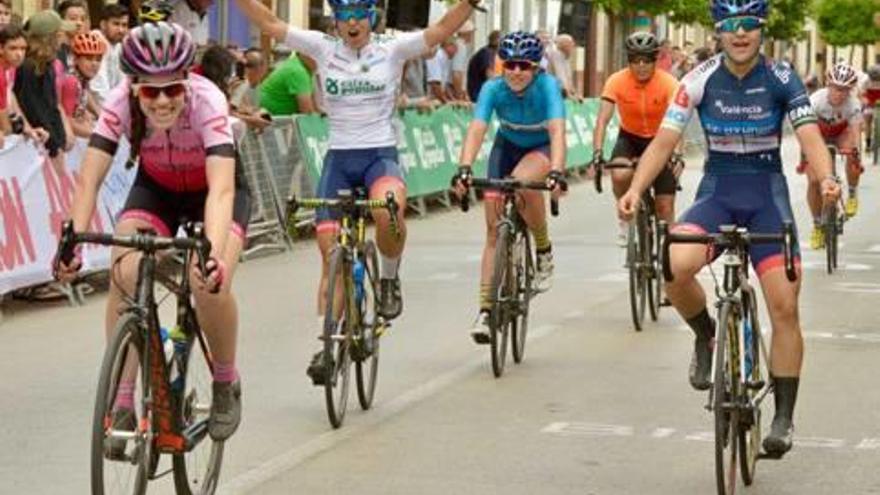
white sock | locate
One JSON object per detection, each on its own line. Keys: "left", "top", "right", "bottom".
{"left": 380, "top": 253, "right": 400, "bottom": 279}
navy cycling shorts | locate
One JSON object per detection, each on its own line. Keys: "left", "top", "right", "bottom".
{"left": 487, "top": 135, "right": 550, "bottom": 180}
{"left": 675, "top": 173, "right": 800, "bottom": 276}
{"left": 315, "top": 146, "right": 405, "bottom": 227}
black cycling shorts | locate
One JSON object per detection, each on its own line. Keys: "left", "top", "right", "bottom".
{"left": 611, "top": 129, "right": 678, "bottom": 196}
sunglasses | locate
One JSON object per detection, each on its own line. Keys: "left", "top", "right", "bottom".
{"left": 716, "top": 16, "right": 765, "bottom": 33}
{"left": 135, "top": 81, "right": 187, "bottom": 100}
{"left": 628, "top": 56, "right": 656, "bottom": 66}
{"left": 334, "top": 8, "right": 371, "bottom": 22}
{"left": 503, "top": 60, "right": 538, "bottom": 72}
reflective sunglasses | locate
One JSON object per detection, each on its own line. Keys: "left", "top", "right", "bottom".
{"left": 715, "top": 16, "right": 765, "bottom": 33}
{"left": 628, "top": 55, "right": 656, "bottom": 66}
{"left": 334, "top": 7, "right": 371, "bottom": 22}
{"left": 503, "top": 60, "right": 538, "bottom": 72}
{"left": 135, "top": 81, "right": 187, "bottom": 100}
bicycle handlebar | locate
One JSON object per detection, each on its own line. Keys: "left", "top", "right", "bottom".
{"left": 287, "top": 190, "right": 401, "bottom": 237}
{"left": 659, "top": 222, "right": 797, "bottom": 283}
{"left": 57, "top": 220, "right": 213, "bottom": 278}
{"left": 457, "top": 176, "right": 565, "bottom": 217}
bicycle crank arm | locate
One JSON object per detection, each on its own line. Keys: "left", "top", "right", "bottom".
{"left": 182, "top": 419, "right": 210, "bottom": 451}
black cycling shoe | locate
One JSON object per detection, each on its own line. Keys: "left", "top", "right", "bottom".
{"left": 306, "top": 350, "right": 330, "bottom": 386}
{"left": 688, "top": 337, "right": 713, "bottom": 391}
{"left": 762, "top": 415, "right": 794, "bottom": 457}
{"left": 379, "top": 277, "right": 403, "bottom": 320}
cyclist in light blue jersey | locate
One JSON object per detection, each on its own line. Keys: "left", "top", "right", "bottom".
{"left": 618, "top": 0, "right": 841, "bottom": 457}
{"left": 453, "top": 31, "right": 567, "bottom": 342}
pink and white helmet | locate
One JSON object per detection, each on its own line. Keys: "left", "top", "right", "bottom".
{"left": 826, "top": 63, "right": 858, "bottom": 88}
{"left": 121, "top": 21, "right": 195, "bottom": 78}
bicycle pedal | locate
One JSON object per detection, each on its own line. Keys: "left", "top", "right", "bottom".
{"left": 746, "top": 380, "right": 765, "bottom": 390}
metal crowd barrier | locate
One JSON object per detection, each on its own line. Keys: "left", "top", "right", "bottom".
{"left": 238, "top": 116, "right": 316, "bottom": 259}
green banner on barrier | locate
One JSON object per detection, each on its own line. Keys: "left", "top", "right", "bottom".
{"left": 294, "top": 99, "right": 618, "bottom": 197}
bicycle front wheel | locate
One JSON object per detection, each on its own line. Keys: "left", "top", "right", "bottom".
{"left": 172, "top": 315, "right": 225, "bottom": 495}
{"left": 715, "top": 302, "right": 740, "bottom": 495}
{"left": 324, "top": 247, "right": 352, "bottom": 428}
{"left": 739, "top": 294, "right": 764, "bottom": 486}
{"left": 355, "top": 240, "right": 381, "bottom": 411}
{"left": 647, "top": 213, "right": 662, "bottom": 322}
{"left": 824, "top": 208, "right": 836, "bottom": 275}
{"left": 511, "top": 226, "right": 533, "bottom": 364}
{"left": 627, "top": 219, "right": 647, "bottom": 331}
{"left": 91, "top": 313, "right": 150, "bottom": 495}
{"left": 489, "top": 222, "right": 513, "bottom": 377}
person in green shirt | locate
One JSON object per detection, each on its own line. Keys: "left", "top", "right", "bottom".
{"left": 259, "top": 52, "right": 316, "bottom": 115}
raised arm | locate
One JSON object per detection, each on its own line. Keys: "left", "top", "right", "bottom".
{"left": 234, "top": 0, "right": 288, "bottom": 41}
{"left": 424, "top": 1, "right": 481, "bottom": 48}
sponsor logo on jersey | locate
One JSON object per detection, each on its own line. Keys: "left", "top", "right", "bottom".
{"left": 745, "top": 87, "right": 767, "bottom": 95}
{"left": 788, "top": 104, "right": 815, "bottom": 123}
{"left": 714, "top": 100, "right": 763, "bottom": 115}
{"left": 772, "top": 64, "right": 792, "bottom": 84}
{"left": 325, "top": 77, "right": 387, "bottom": 97}
{"left": 675, "top": 86, "right": 690, "bottom": 107}
{"left": 665, "top": 109, "right": 689, "bottom": 124}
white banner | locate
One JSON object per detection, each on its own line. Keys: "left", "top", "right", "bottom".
{"left": 0, "top": 136, "right": 136, "bottom": 295}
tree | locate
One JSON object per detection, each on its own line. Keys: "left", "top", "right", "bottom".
{"left": 765, "top": 0, "right": 813, "bottom": 41}
{"left": 816, "top": 0, "right": 880, "bottom": 47}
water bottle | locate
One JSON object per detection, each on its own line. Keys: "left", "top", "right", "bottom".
{"left": 743, "top": 318, "right": 754, "bottom": 378}
{"left": 353, "top": 259, "right": 365, "bottom": 306}
{"left": 168, "top": 326, "right": 188, "bottom": 393}
{"left": 160, "top": 327, "right": 174, "bottom": 362}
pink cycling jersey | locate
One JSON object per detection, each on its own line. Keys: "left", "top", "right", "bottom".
{"left": 91, "top": 73, "right": 235, "bottom": 192}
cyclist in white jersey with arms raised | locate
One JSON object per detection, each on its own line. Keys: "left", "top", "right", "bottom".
{"left": 234, "top": 0, "right": 482, "bottom": 384}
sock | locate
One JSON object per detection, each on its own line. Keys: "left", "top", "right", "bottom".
{"left": 113, "top": 380, "right": 135, "bottom": 411}
{"left": 213, "top": 362, "right": 239, "bottom": 383}
{"left": 772, "top": 376, "right": 800, "bottom": 422}
{"left": 380, "top": 253, "right": 400, "bottom": 279}
{"left": 531, "top": 223, "right": 551, "bottom": 253}
{"left": 685, "top": 308, "right": 715, "bottom": 341}
{"left": 479, "top": 284, "right": 492, "bottom": 313}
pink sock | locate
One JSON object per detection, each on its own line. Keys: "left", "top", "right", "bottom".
{"left": 113, "top": 380, "right": 135, "bottom": 411}
{"left": 213, "top": 362, "right": 239, "bottom": 383}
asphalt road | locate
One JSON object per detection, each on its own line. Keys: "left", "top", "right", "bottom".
{"left": 2, "top": 136, "right": 880, "bottom": 495}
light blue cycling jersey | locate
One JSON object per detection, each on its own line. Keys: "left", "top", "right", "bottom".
{"left": 474, "top": 72, "right": 565, "bottom": 149}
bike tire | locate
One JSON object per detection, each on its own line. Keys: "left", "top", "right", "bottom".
{"left": 824, "top": 207, "right": 836, "bottom": 275}
{"left": 715, "top": 302, "right": 739, "bottom": 495}
{"left": 739, "top": 294, "right": 763, "bottom": 486}
{"left": 355, "top": 240, "right": 381, "bottom": 411}
{"left": 323, "top": 247, "right": 352, "bottom": 429}
{"left": 627, "top": 220, "right": 646, "bottom": 332}
{"left": 647, "top": 213, "right": 662, "bottom": 322}
{"left": 489, "top": 222, "right": 512, "bottom": 377}
{"left": 91, "top": 313, "right": 150, "bottom": 495}
{"left": 511, "top": 225, "right": 533, "bottom": 364}
{"left": 172, "top": 313, "right": 225, "bottom": 495}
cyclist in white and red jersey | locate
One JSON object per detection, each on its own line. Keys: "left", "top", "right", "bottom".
{"left": 861, "top": 64, "right": 880, "bottom": 148}
{"left": 55, "top": 22, "right": 249, "bottom": 443}
{"left": 234, "top": 0, "right": 481, "bottom": 385}
{"left": 799, "top": 63, "right": 863, "bottom": 249}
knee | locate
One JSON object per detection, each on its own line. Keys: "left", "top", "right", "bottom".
{"left": 768, "top": 296, "right": 799, "bottom": 327}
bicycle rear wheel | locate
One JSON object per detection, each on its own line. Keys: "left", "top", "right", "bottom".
{"left": 91, "top": 313, "right": 150, "bottom": 495}
{"left": 324, "top": 247, "right": 352, "bottom": 428}
{"left": 824, "top": 207, "right": 836, "bottom": 275}
{"left": 647, "top": 213, "right": 662, "bottom": 322}
{"left": 715, "top": 302, "right": 739, "bottom": 495}
{"left": 172, "top": 315, "right": 224, "bottom": 495}
{"left": 511, "top": 225, "right": 533, "bottom": 364}
{"left": 739, "top": 294, "right": 764, "bottom": 486}
{"left": 355, "top": 241, "right": 381, "bottom": 411}
{"left": 627, "top": 218, "right": 647, "bottom": 331}
{"left": 489, "top": 222, "right": 513, "bottom": 377}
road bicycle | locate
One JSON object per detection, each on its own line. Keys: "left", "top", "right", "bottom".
{"left": 286, "top": 189, "right": 398, "bottom": 428}
{"left": 823, "top": 145, "right": 849, "bottom": 274}
{"left": 57, "top": 220, "right": 223, "bottom": 495}
{"left": 661, "top": 222, "right": 797, "bottom": 495}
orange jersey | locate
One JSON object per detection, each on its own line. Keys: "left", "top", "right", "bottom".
{"left": 601, "top": 68, "right": 679, "bottom": 138}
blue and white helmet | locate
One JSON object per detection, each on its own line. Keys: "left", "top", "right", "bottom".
{"left": 710, "top": 0, "right": 768, "bottom": 22}
{"left": 498, "top": 31, "right": 544, "bottom": 63}
{"left": 327, "top": 0, "right": 377, "bottom": 9}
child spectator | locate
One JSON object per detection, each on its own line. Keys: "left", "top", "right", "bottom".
{"left": 61, "top": 31, "right": 105, "bottom": 138}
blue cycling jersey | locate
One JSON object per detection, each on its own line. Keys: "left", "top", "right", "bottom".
{"left": 473, "top": 72, "right": 566, "bottom": 149}
{"left": 662, "top": 54, "right": 816, "bottom": 174}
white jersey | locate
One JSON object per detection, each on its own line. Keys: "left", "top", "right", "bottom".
{"left": 810, "top": 87, "right": 862, "bottom": 138}
{"left": 285, "top": 28, "right": 427, "bottom": 150}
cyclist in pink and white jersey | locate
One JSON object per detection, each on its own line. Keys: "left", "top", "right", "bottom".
{"left": 234, "top": 0, "right": 482, "bottom": 385}
{"left": 55, "top": 22, "right": 249, "bottom": 442}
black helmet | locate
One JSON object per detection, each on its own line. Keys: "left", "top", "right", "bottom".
{"left": 625, "top": 32, "right": 660, "bottom": 56}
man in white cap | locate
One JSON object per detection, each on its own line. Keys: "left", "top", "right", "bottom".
{"left": 451, "top": 19, "right": 474, "bottom": 101}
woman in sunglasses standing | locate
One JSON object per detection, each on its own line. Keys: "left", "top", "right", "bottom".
{"left": 56, "top": 22, "right": 251, "bottom": 443}
{"left": 617, "top": 0, "right": 840, "bottom": 457}
{"left": 451, "top": 31, "right": 568, "bottom": 342}
{"left": 234, "top": 0, "right": 483, "bottom": 384}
